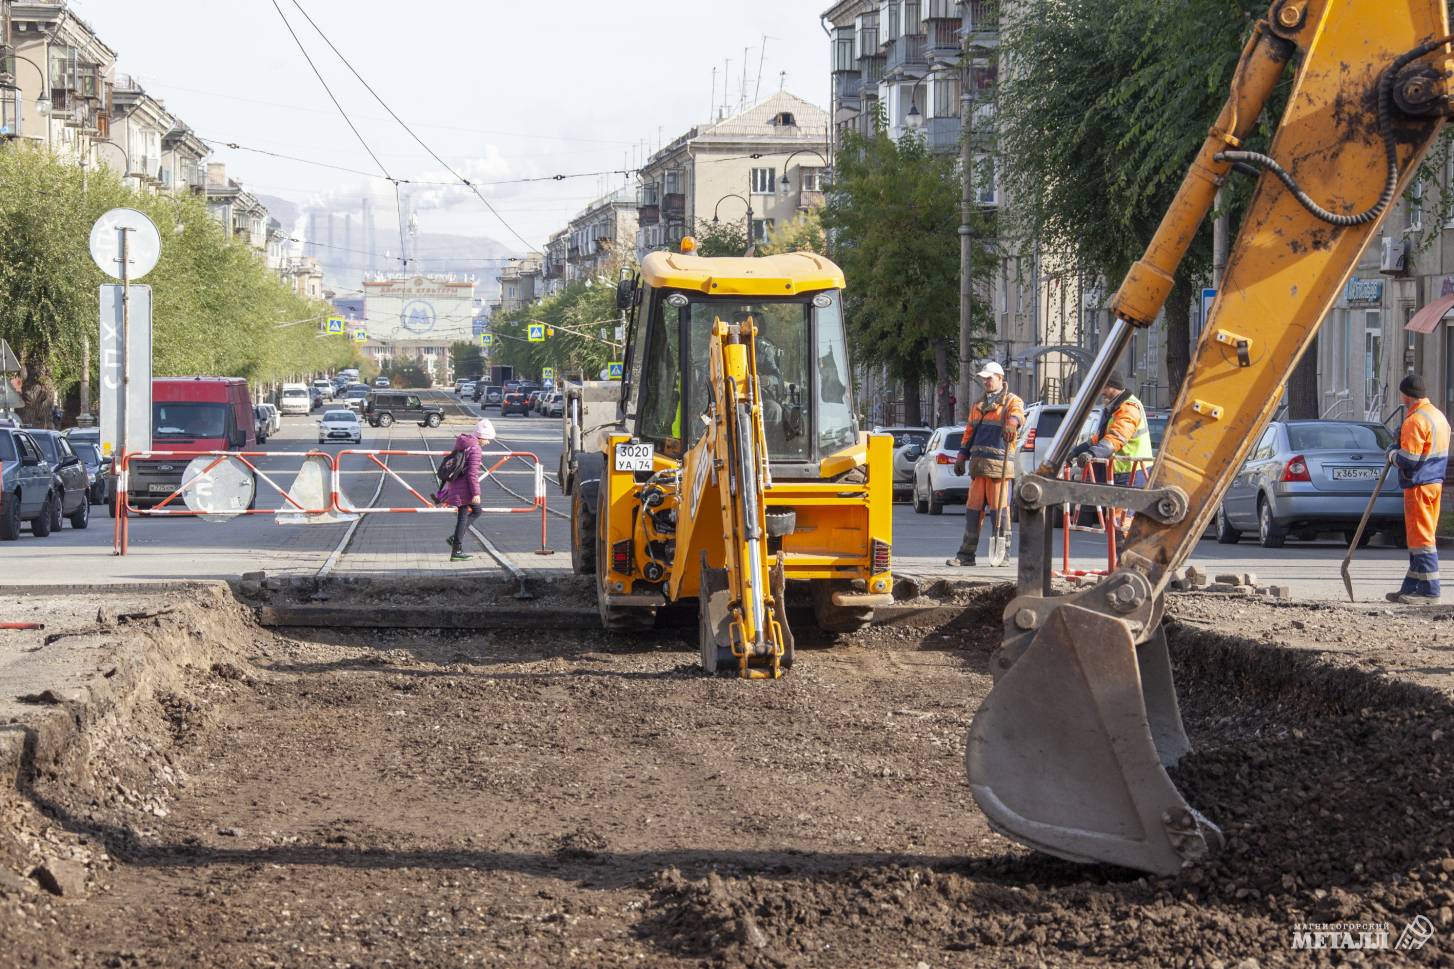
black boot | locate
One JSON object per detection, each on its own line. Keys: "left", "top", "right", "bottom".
{"left": 954, "top": 510, "right": 982, "bottom": 566}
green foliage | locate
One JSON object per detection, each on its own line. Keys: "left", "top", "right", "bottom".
{"left": 490, "top": 266, "right": 627, "bottom": 381}
{"left": 379, "top": 361, "right": 432, "bottom": 388}
{"left": 758, "top": 210, "right": 826, "bottom": 255}
{"left": 823, "top": 127, "right": 993, "bottom": 394}
{"left": 0, "top": 145, "right": 349, "bottom": 421}
{"left": 450, "top": 340, "right": 485, "bottom": 380}
{"left": 692, "top": 218, "right": 749, "bottom": 257}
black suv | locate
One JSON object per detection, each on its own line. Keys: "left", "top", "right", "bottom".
{"left": 364, "top": 391, "right": 444, "bottom": 428}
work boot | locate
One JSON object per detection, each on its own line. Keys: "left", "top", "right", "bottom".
{"left": 1386, "top": 591, "right": 1437, "bottom": 604}
{"left": 957, "top": 510, "right": 983, "bottom": 564}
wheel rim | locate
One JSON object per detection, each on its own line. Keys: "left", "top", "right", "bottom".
{"left": 1260, "top": 504, "right": 1271, "bottom": 540}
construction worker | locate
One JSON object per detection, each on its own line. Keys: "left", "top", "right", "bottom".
{"left": 1068, "top": 371, "right": 1152, "bottom": 542}
{"left": 1388, "top": 373, "right": 1449, "bottom": 603}
{"left": 952, "top": 362, "right": 1024, "bottom": 566}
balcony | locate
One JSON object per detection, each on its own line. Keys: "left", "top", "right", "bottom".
{"left": 856, "top": 25, "right": 879, "bottom": 57}
{"left": 965, "top": 0, "right": 1000, "bottom": 43}
{"left": 925, "top": 18, "right": 961, "bottom": 56}
{"left": 638, "top": 203, "right": 660, "bottom": 226}
{"left": 862, "top": 54, "right": 886, "bottom": 85}
{"left": 925, "top": 115, "right": 960, "bottom": 153}
{"left": 662, "top": 192, "right": 685, "bottom": 221}
{"left": 919, "top": 0, "right": 956, "bottom": 23}
{"left": 885, "top": 34, "right": 926, "bottom": 73}
{"left": 797, "top": 189, "right": 826, "bottom": 211}
{"left": 834, "top": 72, "right": 863, "bottom": 104}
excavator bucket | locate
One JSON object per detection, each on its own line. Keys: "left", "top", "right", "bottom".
{"left": 698, "top": 556, "right": 733, "bottom": 675}
{"left": 966, "top": 604, "right": 1220, "bottom": 875}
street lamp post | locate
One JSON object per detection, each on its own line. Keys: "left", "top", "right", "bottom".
{"left": 776, "top": 148, "right": 830, "bottom": 194}
{"left": 712, "top": 192, "right": 751, "bottom": 255}
{"left": 0, "top": 47, "right": 50, "bottom": 147}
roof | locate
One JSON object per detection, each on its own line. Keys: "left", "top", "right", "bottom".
{"left": 640, "top": 251, "right": 845, "bottom": 296}
{"left": 697, "top": 90, "right": 828, "bottom": 143}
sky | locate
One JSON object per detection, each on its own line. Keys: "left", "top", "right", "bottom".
{"left": 76, "top": 0, "right": 834, "bottom": 252}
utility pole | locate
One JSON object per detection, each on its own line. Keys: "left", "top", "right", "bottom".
{"left": 956, "top": 47, "right": 975, "bottom": 422}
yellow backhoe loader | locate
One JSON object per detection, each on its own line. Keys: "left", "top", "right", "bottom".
{"left": 562, "top": 248, "right": 894, "bottom": 677}
{"left": 971, "top": 0, "right": 1454, "bottom": 874}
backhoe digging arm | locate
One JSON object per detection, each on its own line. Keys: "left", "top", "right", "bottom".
{"left": 971, "top": 0, "right": 1454, "bottom": 875}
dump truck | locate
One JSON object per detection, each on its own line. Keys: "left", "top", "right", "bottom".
{"left": 561, "top": 246, "right": 893, "bottom": 676}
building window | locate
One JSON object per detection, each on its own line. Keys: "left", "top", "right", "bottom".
{"left": 665, "top": 169, "right": 682, "bottom": 194}
{"left": 883, "top": 1, "right": 901, "bottom": 41}
{"left": 932, "top": 74, "right": 961, "bottom": 118}
{"left": 1408, "top": 177, "right": 1424, "bottom": 231}
{"left": 751, "top": 167, "right": 776, "bottom": 194}
{"left": 751, "top": 218, "right": 776, "bottom": 242}
{"left": 799, "top": 167, "right": 825, "bottom": 192}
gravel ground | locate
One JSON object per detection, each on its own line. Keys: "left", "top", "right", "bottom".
{"left": 0, "top": 586, "right": 1450, "bottom": 967}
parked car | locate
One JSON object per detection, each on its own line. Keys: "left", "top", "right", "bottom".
{"left": 873, "top": 425, "right": 933, "bottom": 500}
{"left": 541, "top": 392, "right": 565, "bottom": 418}
{"left": 501, "top": 392, "right": 531, "bottom": 417}
{"left": 374, "top": 377, "right": 391, "bottom": 388}
{"left": 63, "top": 426, "right": 100, "bottom": 446}
{"left": 910, "top": 425, "right": 969, "bottom": 515}
{"left": 125, "top": 377, "right": 256, "bottom": 514}
{"left": 279, "top": 383, "right": 312, "bottom": 416}
{"left": 527, "top": 390, "right": 545, "bottom": 413}
{"left": 0, "top": 427, "right": 56, "bottom": 539}
{"left": 257, "top": 403, "right": 281, "bottom": 437}
{"left": 317, "top": 408, "right": 364, "bottom": 445}
{"left": 26, "top": 429, "right": 91, "bottom": 530}
{"left": 363, "top": 391, "right": 444, "bottom": 428}
{"left": 254, "top": 406, "right": 270, "bottom": 444}
{"left": 71, "top": 440, "right": 109, "bottom": 504}
{"left": 1216, "top": 419, "right": 1401, "bottom": 548}
{"left": 1014, "top": 404, "right": 1071, "bottom": 479}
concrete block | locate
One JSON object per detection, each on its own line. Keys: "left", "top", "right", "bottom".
{"left": 1268, "top": 585, "right": 1291, "bottom": 599}
{"left": 1184, "top": 565, "right": 1207, "bottom": 586}
{"left": 1242, "top": 572, "right": 1258, "bottom": 588}
{"left": 1214, "top": 573, "right": 1243, "bottom": 587}
{"left": 1205, "top": 582, "right": 1239, "bottom": 593}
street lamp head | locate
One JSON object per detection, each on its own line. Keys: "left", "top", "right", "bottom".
{"left": 906, "top": 101, "right": 923, "bottom": 129}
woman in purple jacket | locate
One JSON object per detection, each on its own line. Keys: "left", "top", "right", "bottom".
{"left": 438, "top": 418, "right": 495, "bottom": 561}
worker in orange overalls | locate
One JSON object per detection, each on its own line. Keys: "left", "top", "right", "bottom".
{"left": 1389, "top": 373, "right": 1449, "bottom": 603}
{"left": 952, "top": 362, "right": 1024, "bottom": 566}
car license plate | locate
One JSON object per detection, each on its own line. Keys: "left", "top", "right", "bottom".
{"left": 1330, "top": 467, "right": 1378, "bottom": 481}
{"left": 148, "top": 483, "right": 175, "bottom": 494}
{"left": 614, "top": 442, "right": 654, "bottom": 473}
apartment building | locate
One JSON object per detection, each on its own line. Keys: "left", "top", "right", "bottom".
{"left": 2, "top": 1, "right": 116, "bottom": 164}
{"left": 495, "top": 254, "right": 544, "bottom": 315}
{"left": 635, "top": 91, "right": 829, "bottom": 257}
{"left": 563, "top": 186, "right": 636, "bottom": 284}
{"left": 543, "top": 230, "right": 568, "bottom": 297}
{"left": 108, "top": 73, "right": 168, "bottom": 191}
{"left": 205, "top": 161, "right": 273, "bottom": 255}
{"left": 160, "top": 121, "right": 208, "bottom": 196}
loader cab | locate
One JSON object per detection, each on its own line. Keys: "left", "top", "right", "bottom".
{"left": 619, "top": 251, "right": 859, "bottom": 477}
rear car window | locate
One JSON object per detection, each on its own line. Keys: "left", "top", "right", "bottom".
{"left": 1034, "top": 411, "right": 1065, "bottom": 442}
{"left": 1287, "top": 423, "right": 1393, "bottom": 451}
{"left": 0, "top": 432, "right": 15, "bottom": 462}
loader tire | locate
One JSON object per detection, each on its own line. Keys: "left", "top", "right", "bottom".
{"left": 571, "top": 451, "right": 603, "bottom": 576}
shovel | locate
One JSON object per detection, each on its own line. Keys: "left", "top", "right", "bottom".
{"left": 1341, "top": 453, "right": 1395, "bottom": 603}
{"left": 987, "top": 492, "right": 1011, "bottom": 566}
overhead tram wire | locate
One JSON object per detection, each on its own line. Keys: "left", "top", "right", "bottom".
{"left": 288, "top": 0, "right": 546, "bottom": 253}
{"left": 268, "top": 0, "right": 411, "bottom": 268}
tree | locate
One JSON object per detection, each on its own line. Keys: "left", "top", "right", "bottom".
{"left": 998, "top": 0, "right": 1274, "bottom": 404}
{"left": 450, "top": 340, "right": 484, "bottom": 380}
{"left": 758, "top": 210, "right": 826, "bottom": 255}
{"left": 0, "top": 144, "right": 349, "bottom": 425}
{"left": 692, "top": 218, "right": 749, "bottom": 257}
{"left": 823, "top": 123, "right": 992, "bottom": 425}
{"left": 489, "top": 250, "right": 631, "bottom": 382}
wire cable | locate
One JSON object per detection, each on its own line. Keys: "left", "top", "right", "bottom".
{"left": 288, "top": 0, "right": 541, "bottom": 253}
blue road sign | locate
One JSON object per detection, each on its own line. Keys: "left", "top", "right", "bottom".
{"left": 608, "top": 361, "right": 624, "bottom": 380}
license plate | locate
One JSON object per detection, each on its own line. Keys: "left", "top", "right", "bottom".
{"left": 1330, "top": 467, "right": 1378, "bottom": 481}
{"left": 614, "top": 442, "right": 654, "bottom": 473}
{"left": 147, "top": 483, "right": 176, "bottom": 494}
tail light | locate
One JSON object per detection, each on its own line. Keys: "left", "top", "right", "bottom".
{"left": 1021, "top": 428, "right": 1037, "bottom": 452}
{"left": 1281, "top": 455, "right": 1311, "bottom": 482}
{"left": 935, "top": 453, "right": 957, "bottom": 465}
{"left": 611, "top": 540, "right": 633, "bottom": 574}
{"left": 871, "top": 539, "right": 891, "bottom": 574}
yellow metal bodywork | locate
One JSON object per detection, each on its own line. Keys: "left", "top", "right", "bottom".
{"left": 639, "top": 251, "right": 847, "bottom": 297}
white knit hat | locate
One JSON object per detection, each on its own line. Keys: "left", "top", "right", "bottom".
{"left": 474, "top": 418, "right": 496, "bottom": 441}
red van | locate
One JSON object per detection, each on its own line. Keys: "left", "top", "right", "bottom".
{"left": 125, "top": 377, "right": 256, "bottom": 510}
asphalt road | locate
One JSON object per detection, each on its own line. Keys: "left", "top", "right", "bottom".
{"left": 1, "top": 390, "right": 1425, "bottom": 603}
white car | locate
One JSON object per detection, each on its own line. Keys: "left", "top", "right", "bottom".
{"left": 279, "top": 384, "right": 312, "bottom": 416}
{"left": 873, "top": 425, "right": 933, "bottom": 499}
{"left": 910, "top": 425, "right": 968, "bottom": 515}
{"left": 258, "top": 402, "right": 281, "bottom": 436}
{"left": 374, "top": 377, "right": 391, "bottom": 388}
{"left": 317, "top": 409, "right": 363, "bottom": 445}
{"left": 458, "top": 380, "right": 476, "bottom": 398}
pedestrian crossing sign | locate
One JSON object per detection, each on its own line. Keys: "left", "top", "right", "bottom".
{"left": 481, "top": 333, "right": 493, "bottom": 347}
{"left": 542, "top": 367, "right": 555, "bottom": 381}
{"left": 326, "top": 316, "right": 345, "bottom": 334}
{"left": 528, "top": 323, "right": 546, "bottom": 343}
{"left": 352, "top": 330, "right": 367, "bottom": 343}
{"left": 608, "top": 361, "right": 624, "bottom": 380}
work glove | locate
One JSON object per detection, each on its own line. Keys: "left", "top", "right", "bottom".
{"left": 1002, "top": 424, "right": 1017, "bottom": 444}
{"left": 1068, "top": 442, "right": 1092, "bottom": 465}
{"left": 953, "top": 457, "right": 966, "bottom": 477}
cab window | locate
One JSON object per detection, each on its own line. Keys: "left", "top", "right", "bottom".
{"left": 638, "top": 296, "right": 682, "bottom": 452}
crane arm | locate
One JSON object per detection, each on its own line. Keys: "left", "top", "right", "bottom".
{"left": 970, "top": 0, "right": 1454, "bottom": 875}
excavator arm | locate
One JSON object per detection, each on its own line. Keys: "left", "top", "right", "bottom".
{"left": 970, "top": 0, "right": 1454, "bottom": 874}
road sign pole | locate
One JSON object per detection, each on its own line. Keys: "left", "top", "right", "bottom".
{"left": 115, "top": 226, "right": 132, "bottom": 555}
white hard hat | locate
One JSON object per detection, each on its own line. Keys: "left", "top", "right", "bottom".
{"left": 474, "top": 418, "right": 496, "bottom": 440}
{"left": 976, "top": 361, "right": 1006, "bottom": 379}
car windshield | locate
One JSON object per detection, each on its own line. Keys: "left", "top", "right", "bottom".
{"left": 154, "top": 402, "right": 228, "bottom": 439}
{"left": 73, "top": 442, "right": 101, "bottom": 465}
{"left": 283, "top": 389, "right": 308, "bottom": 398}
{"left": 323, "top": 410, "right": 357, "bottom": 422}
{"left": 346, "top": 388, "right": 369, "bottom": 398}
{"left": 31, "top": 434, "right": 58, "bottom": 463}
{"left": 1286, "top": 422, "right": 1394, "bottom": 451}
{"left": 1033, "top": 409, "right": 1066, "bottom": 444}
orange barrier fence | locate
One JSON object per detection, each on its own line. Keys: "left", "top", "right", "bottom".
{"left": 1051, "top": 457, "right": 1151, "bottom": 580}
